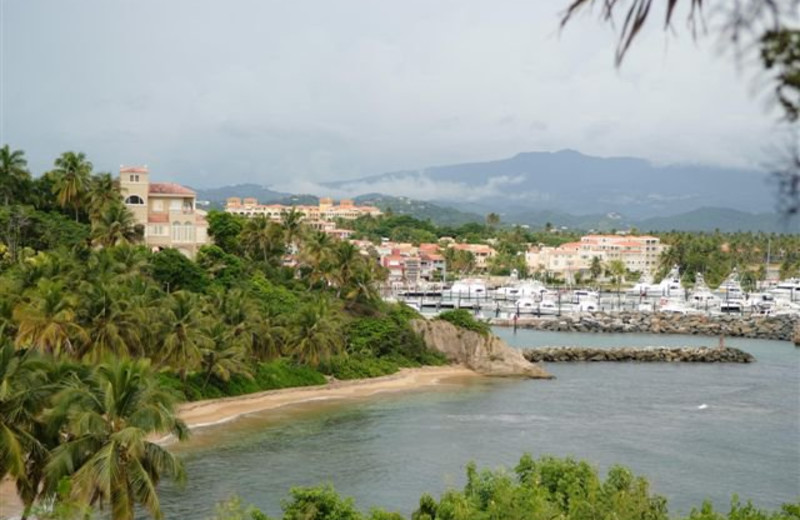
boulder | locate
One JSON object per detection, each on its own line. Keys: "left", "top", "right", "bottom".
{"left": 410, "top": 318, "right": 552, "bottom": 378}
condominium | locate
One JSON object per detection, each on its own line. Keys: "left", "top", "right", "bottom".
{"left": 225, "top": 197, "right": 382, "bottom": 222}
{"left": 119, "top": 166, "right": 209, "bottom": 257}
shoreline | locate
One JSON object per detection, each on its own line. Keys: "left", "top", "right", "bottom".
{"left": 0, "top": 365, "right": 480, "bottom": 520}
{"left": 176, "top": 364, "right": 480, "bottom": 433}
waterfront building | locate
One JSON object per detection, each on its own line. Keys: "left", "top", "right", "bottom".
{"left": 119, "top": 166, "right": 209, "bottom": 257}
{"left": 225, "top": 197, "right": 382, "bottom": 223}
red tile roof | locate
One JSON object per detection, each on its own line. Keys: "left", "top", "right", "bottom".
{"left": 149, "top": 182, "right": 195, "bottom": 195}
{"left": 120, "top": 166, "right": 148, "bottom": 173}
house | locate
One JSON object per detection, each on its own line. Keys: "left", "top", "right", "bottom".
{"left": 119, "top": 166, "right": 209, "bottom": 257}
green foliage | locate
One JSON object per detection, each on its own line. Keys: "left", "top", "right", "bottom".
{"left": 149, "top": 247, "right": 209, "bottom": 292}
{"left": 212, "top": 456, "right": 799, "bottom": 520}
{"left": 207, "top": 210, "right": 245, "bottom": 254}
{"left": 437, "top": 309, "right": 490, "bottom": 336}
{"left": 160, "top": 358, "right": 327, "bottom": 401}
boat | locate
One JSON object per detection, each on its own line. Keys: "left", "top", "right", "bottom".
{"left": 688, "top": 273, "right": 720, "bottom": 310}
{"left": 447, "top": 279, "right": 487, "bottom": 298}
{"left": 494, "top": 280, "right": 550, "bottom": 301}
{"left": 571, "top": 289, "right": 599, "bottom": 304}
{"left": 717, "top": 269, "right": 745, "bottom": 300}
{"left": 629, "top": 266, "right": 685, "bottom": 298}
{"left": 507, "top": 297, "right": 563, "bottom": 316}
{"left": 768, "top": 278, "right": 800, "bottom": 302}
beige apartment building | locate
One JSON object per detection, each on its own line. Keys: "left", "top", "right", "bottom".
{"left": 119, "top": 166, "right": 209, "bottom": 257}
{"left": 225, "top": 197, "right": 382, "bottom": 222}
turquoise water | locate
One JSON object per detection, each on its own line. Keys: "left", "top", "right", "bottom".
{"left": 157, "top": 330, "right": 800, "bottom": 519}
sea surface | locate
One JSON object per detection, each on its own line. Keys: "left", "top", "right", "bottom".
{"left": 156, "top": 330, "right": 800, "bottom": 519}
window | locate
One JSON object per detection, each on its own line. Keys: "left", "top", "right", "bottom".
{"left": 170, "top": 199, "right": 181, "bottom": 211}
{"left": 150, "top": 224, "right": 165, "bottom": 236}
{"left": 171, "top": 221, "right": 195, "bottom": 242}
{"left": 128, "top": 174, "right": 139, "bottom": 182}
{"left": 152, "top": 200, "right": 163, "bottom": 211}
{"left": 124, "top": 195, "right": 144, "bottom": 205}
{"left": 171, "top": 221, "right": 182, "bottom": 242}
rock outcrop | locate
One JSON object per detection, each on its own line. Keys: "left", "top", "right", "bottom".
{"left": 493, "top": 312, "right": 798, "bottom": 342}
{"left": 410, "top": 319, "right": 552, "bottom": 378}
{"left": 523, "top": 346, "right": 754, "bottom": 363}
{"left": 794, "top": 321, "right": 800, "bottom": 346}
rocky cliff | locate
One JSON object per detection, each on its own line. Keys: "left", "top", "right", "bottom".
{"left": 410, "top": 318, "right": 552, "bottom": 378}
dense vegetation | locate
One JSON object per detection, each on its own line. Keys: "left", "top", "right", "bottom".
{"left": 207, "top": 455, "right": 800, "bottom": 520}
{"left": 0, "top": 146, "right": 446, "bottom": 519}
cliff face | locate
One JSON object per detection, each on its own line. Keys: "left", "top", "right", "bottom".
{"left": 410, "top": 319, "right": 552, "bottom": 379}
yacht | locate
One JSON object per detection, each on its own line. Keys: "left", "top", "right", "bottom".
{"left": 571, "top": 289, "right": 599, "bottom": 304}
{"left": 494, "top": 280, "right": 549, "bottom": 301}
{"left": 717, "top": 269, "right": 745, "bottom": 300}
{"left": 507, "top": 297, "right": 563, "bottom": 316}
{"left": 768, "top": 279, "right": 800, "bottom": 302}
{"left": 629, "top": 266, "right": 685, "bottom": 298}
{"left": 447, "top": 279, "right": 487, "bottom": 298}
{"left": 688, "top": 273, "right": 720, "bottom": 310}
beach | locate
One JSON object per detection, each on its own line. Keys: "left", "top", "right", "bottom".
{"left": 0, "top": 365, "right": 478, "bottom": 519}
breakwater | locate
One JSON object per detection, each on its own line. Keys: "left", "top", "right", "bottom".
{"left": 523, "top": 346, "right": 754, "bottom": 363}
{"left": 492, "top": 312, "right": 799, "bottom": 343}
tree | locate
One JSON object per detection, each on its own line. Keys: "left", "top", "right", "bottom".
{"left": 149, "top": 248, "right": 208, "bottom": 293}
{"left": 607, "top": 259, "right": 627, "bottom": 305}
{"left": 200, "top": 321, "right": 250, "bottom": 388}
{"left": 206, "top": 210, "right": 244, "bottom": 254}
{"left": 51, "top": 152, "right": 92, "bottom": 222}
{"left": 590, "top": 256, "right": 603, "bottom": 281}
{"left": 289, "top": 297, "right": 344, "bottom": 367}
{"left": 87, "top": 173, "right": 121, "bottom": 222}
{"left": 0, "top": 339, "right": 51, "bottom": 515}
{"left": 13, "top": 279, "right": 87, "bottom": 357}
{"left": 486, "top": 212, "right": 501, "bottom": 228}
{"left": 45, "top": 359, "right": 188, "bottom": 520}
{"left": 76, "top": 282, "right": 142, "bottom": 362}
{"left": 300, "top": 231, "right": 335, "bottom": 288}
{"left": 241, "top": 215, "right": 285, "bottom": 266}
{"left": 157, "top": 291, "right": 210, "bottom": 382}
{"left": 280, "top": 208, "right": 306, "bottom": 250}
{"left": 0, "top": 145, "right": 31, "bottom": 206}
{"left": 90, "top": 203, "right": 140, "bottom": 247}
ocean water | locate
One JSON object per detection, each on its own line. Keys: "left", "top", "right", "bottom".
{"left": 156, "top": 330, "right": 800, "bottom": 519}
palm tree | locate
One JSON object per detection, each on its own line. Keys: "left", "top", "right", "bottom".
{"left": 288, "top": 297, "right": 344, "bottom": 367}
{"left": 13, "top": 279, "right": 87, "bottom": 357}
{"left": 0, "top": 145, "right": 31, "bottom": 206}
{"left": 607, "top": 259, "right": 627, "bottom": 308}
{"left": 485, "top": 212, "right": 500, "bottom": 228}
{"left": 300, "top": 231, "right": 334, "bottom": 287}
{"left": 87, "top": 172, "right": 122, "bottom": 221}
{"left": 91, "top": 203, "right": 139, "bottom": 247}
{"left": 51, "top": 151, "right": 92, "bottom": 221}
{"left": 157, "top": 291, "right": 210, "bottom": 382}
{"left": 240, "top": 215, "right": 285, "bottom": 265}
{"left": 280, "top": 208, "right": 306, "bottom": 250}
{"left": 76, "top": 282, "right": 142, "bottom": 362}
{"left": 45, "top": 359, "right": 188, "bottom": 520}
{"left": 0, "top": 338, "right": 51, "bottom": 516}
{"left": 200, "top": 322, "right": 250, "bottom": 389}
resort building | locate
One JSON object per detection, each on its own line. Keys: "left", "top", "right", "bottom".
{"left": 224, "top": 197, "right": 382, "bottom": 223}
{"left": 119, "top": 166, "right": 209, "bottom": 257}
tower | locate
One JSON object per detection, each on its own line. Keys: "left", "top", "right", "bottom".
{"left": 119, "top": 165, "right": 150, "bottom": 226}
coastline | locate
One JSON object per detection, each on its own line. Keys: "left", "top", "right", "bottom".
{"left": 0, "top": 365, "right": 479, "bottom": 519}
{"left": 176, "top": 364, "right": 479, "bottom": 432}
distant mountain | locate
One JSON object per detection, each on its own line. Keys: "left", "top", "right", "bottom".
{"left": 195, "top": 184, "right": 288, "bottom": 207}
{"left": 636, "top": 207, "right": 798, "bottom": 233}
{"left": 324, "top": 149, "right": 775, "bottom": 220}
{"left": 353, "top": 194, "right": 483, "bottom": 227}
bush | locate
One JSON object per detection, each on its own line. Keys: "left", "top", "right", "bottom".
{"left": 436, "top": 309, "right": 491, "bottom": 336}
{"left": 161, "top": 359, "right": 327, "bottom": 401}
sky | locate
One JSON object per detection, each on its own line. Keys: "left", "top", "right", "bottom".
{"left": 0, "top": 0, "right": 784, "bottom": 194}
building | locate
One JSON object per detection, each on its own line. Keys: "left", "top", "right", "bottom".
{"left": 525, "top": 234, "right": 667, "bottom": 281}
{"left": 119, "top": 166, "right": 209, "bottom": 257}
{"left": 225, "top": 197, "right": 382, "bottom": 224}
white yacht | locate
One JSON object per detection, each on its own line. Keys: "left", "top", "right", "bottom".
{"left": 507, "top": 297, "right": 563, "bottom": 316}
{"left": 630, "top": 266, "right": 685, "bottom": 299}
{"left": 768, "top": 279, "right": 800, "bottom": 302}
{"left": 571, "top": 289, "right": 599, "bottom": 304}
{"left": 494, "top": 280, "right": 549, "bottom": 301}
{"left": 447, "top": 279, "right": 487, "bottom": 298}
{"left": 688, "top": 273, "right": 720, "bottom": 310}
{"left": 717, "top": 269, "right": 745, "bottom": 301}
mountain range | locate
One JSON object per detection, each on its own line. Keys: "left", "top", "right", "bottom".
{"left": 195, "top": 150, "right": 799, "bottom": 233}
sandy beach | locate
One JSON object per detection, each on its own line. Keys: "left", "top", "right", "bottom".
{"left": 0, "top": 365, "right": 479, "bottom": 519}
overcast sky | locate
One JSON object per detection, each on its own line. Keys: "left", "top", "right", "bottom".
{"left": 0, "top": 0, "right": 782, "bottom": 192}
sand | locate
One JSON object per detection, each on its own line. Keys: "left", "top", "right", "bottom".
{"left": 0, "top": 365, "right": 479, "bottom": 519}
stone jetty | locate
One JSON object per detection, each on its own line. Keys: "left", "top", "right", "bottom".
{"left": 493, "top": 312, "right": 798, "bottom": 342}
{"left": 523, "top": 346, "right": 754, "bottom": 363}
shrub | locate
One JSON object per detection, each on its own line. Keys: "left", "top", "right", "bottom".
{"left": 436, "top": 309, "right": 491, "bottom": 336}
